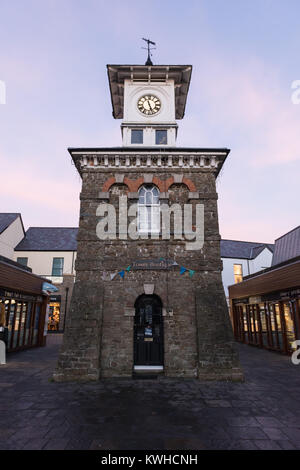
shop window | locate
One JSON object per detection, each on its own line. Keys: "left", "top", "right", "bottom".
{"left": 48, "top": 302, "right": 60, "bottom": 331}
{"left": 12, "top": 302, "right": 22, "bottom": 349}
{"left": 155, "top": 129, "right": 167, "bottom": 145}
{"left": 33, "top": 304, "right": 41, "bottom": 345}
{"left": 7, "top": 300, "right": 16, "bottom": 348}
{"left": 17, "top": 257, "right": 28, "bottom": 267}
{"left": 283, "top": 302, "right": 297, "bottom": 351}
{"left": 233, "top": 264, "right": 243, "bottom": 283}
{"left": 52, "top": 258, "right": 64, "bottom": 276}
{"left": 259, "top": 304, "right": 269, "bottom": 347}
{"left": 19, "top": 303, "right": 27, "bottom": 347}
{"left": 131, "top": 129, "right": 143, "bottom": 144}
{"left": 25, "top": 303, "right": 32, "bottom": 346}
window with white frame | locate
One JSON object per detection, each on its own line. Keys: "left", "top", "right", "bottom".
{"left": 52, "top": 257, "right": 64, "bottom": 276}
{"left": 138, "top": 185, "right": 160, "bottom": 233}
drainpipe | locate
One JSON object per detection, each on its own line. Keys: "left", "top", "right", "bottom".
{"left": 63, "top": 287, "right": 69, "bottom": 332}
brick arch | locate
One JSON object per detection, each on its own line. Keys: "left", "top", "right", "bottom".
{"left": 108, "top": 183, "right": 130, "bottom": 196}
{"left": 125, "top": 176, "right": 144, "bottom": 192}
{"left": 102, "top": 177, "right": 116, "bottom": 192}
{"left": 182, "top": 177, "right": 196, "bottom": 192}
{"left": 102, "top": 175, "right": 196, "bottom": 193}
{"left": 153, "top": 176, "right": 173, "bottom": 192}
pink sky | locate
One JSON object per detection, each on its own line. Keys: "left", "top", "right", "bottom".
{"left": 0, "top": 0, "right": 299, "bottom": 244}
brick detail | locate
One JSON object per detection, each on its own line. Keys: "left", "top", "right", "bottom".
{"left": 124, "top": 176, "right": 144, "bottom": 192}
{"left": 153, "top": 176, "right": 173, "bottom": 192}
{"left": 102, "top": 175, "right": 196, "bottom": 194}
{"left": 102, "top": 177, "right": 116, "bottom": 192}
{"left": 182, "top": 177, "right": 197, "bottom": 192}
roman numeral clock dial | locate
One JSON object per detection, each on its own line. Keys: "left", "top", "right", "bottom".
{"left": 137, "top": 95, "right": 161, "bottom": 115}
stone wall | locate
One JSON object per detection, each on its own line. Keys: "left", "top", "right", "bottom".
{"left": 53, "top": 163, "right": 244, "bottom": 381}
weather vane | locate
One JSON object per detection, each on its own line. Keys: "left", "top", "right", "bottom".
{"left": 142, "top": 38, "right": 156, "bottom": 66}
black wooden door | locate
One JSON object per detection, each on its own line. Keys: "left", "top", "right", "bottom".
{"left": 134, "top": 295, "right": 163, "bottom": 366}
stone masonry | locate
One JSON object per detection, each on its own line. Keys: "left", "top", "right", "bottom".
{"left": 53, "top": 150, "right": 244, "bottom": 382}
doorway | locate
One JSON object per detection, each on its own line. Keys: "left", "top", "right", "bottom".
{"left": 134, "top": 294, "right": 164, "bottom": 367}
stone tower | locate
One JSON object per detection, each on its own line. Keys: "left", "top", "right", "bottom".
{"left": 53, "top": 63, "right": 244, "bottom": 382}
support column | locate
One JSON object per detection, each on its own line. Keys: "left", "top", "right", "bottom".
{"left": 53, "top": 280, "right": 104, "bottom": 382}
{"left": 195, "top": 280, "right": 244, "bottom": 381}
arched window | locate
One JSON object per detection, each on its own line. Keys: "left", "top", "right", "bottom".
{"left": 138, "top": 185, "right": 160, "bottom": 233}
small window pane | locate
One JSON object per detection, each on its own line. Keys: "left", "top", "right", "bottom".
{"left": 17, "top": 257, "right": 28, "bottom": 267}
{"left": 156, "top": 130, "right": 167, "bottom": 145}
{"left": 131, "top": 130, "right": 143, "bottom": 144}
{"left": 138, "top": 185, "right": 160, "bottom": 233}
{"left": 234, "top": 264, "right": 243, "bottom": 283}
{"left": 146, "top": 190, "right": 153, "bottom": 205}
{"left": 52, "top": 258, "right": 64, "bottom": 276}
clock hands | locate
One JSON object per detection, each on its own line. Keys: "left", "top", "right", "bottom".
{"left": 138, "top": 95, "right": 160, "bottom": 114}
{"left": 146, "top": 99, "right": 152, "bottom": 111}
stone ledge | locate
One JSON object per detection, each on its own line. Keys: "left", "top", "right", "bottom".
{"left": 188, "top": 191, "right": 199, "bottom": 199}
{"left": 197, "top": 367, "right": 245, "bottom": 382}
{"left": 98, "top": 192, "right": 110, "bottom": 199}
{"left": 198, "top": 192, "right": 218, "bottom": 200}
{"left": 128, "top": 192, "right": 139, "bottom": 199}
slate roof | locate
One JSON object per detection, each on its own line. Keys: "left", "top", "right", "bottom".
{"left": 272, "top": 225, "right": 300, "bottom": 266}
{"left": 0, "top": 213, "right": 21, "bottom": 234}
{"left": 15, "top": 227, "right": 78, "bottom": 251}
{"left": 220, "top": 240, "right": 274, "bottom": 260}
{"left": 15, "top": 227, "right": 274, "bottom": 260}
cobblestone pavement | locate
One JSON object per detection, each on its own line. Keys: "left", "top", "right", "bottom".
{"left": 1, "top": 339, "right": 300, "bottom": 450}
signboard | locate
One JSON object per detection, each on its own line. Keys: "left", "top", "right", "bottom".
{"left": 0, "top": 289, "right": 42, "bottom": 302}
{"left": 262, "top": 287, "right": 300, "bottom": 302}
{"left": 132, "top": 259, "right": 175, "bottom": 270}
{"left": 49, "top": 295, "right": 61, "bottom": 302}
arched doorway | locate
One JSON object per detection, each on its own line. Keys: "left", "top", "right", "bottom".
{"left": 134, "top": 294, "right": 164, "bottom": 367}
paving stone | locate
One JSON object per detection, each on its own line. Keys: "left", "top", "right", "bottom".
{"left": 0, "top": 342, "right": 300, "bottom": 450}
{"left": 253, "top": 440, "right": 282, "bottom": 450}
{"left": 226, "top": 426, "right": 268, "bottom": 440}
{"left": 277, "top": 440, "right": 297, "bottom": 450}
{"left": 43, "top": 438, "right": 70, "bottom": 450}
{"left": 255, "top": 416, "right": 282, "bottom": 427}
{"left": 261, "top": 427, "right": 290, "bottom": 440}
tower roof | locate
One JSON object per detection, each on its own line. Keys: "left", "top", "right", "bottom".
{"left": 107, "top": 64, "right": 192, "bottom": 120}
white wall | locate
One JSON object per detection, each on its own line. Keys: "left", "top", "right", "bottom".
{"left": 122, "top": 79, "right": 177, "bottom": 147}
{"left": 13, "top": 250, "right": 76, "bottom": 278}
{"left": 221, "top": 258, "right": 250, "bottom": 298}
{"left": 249, "top": 248, "right": 273, "bottom": 274}
{"left": 123, "top": 79, "right": 176, "bottom": 123}
{"left": 122, "top": 126, "right": 177, "bottom": 146}
{"left": 221, "top": 248, "right": 273, "bottom": 298}
{"left": 0, "top": 217, "right": 24, "bottom": 259}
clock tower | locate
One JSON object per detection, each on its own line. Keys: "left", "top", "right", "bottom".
{"left": 53, "top": 58, "right": 244, "bottom": 383}
{"left": 108, "top": 64, "right": 191, "bottom": 147}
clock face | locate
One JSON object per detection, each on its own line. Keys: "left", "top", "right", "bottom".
{"left": 137, "top": 95, "right": 161, "bottom": 115}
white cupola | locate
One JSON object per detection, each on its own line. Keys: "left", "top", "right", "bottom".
{"left": 107, "top": 64, "right": 192, "bottom": 147}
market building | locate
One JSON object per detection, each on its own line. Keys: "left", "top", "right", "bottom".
{"left": 0, "top": 255, "right": 49, "bottom": 352}
{"left": 230, "top": 225, "right": 300, "bottom": 355}
{"left": 14, "top": 227, "right": 77, "bottom": 332}
{"left": 53, "top": 60, "right": 244, "bottom": 382}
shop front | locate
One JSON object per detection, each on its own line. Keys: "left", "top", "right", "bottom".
{"left": 0, "top": 257, "right": 49, "bottom": 352}
{"left": 232, "top": 292, "right": 300, "bottom": 355}
{"left": 230, "top": 258, "right": 300, "bottom": 355}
